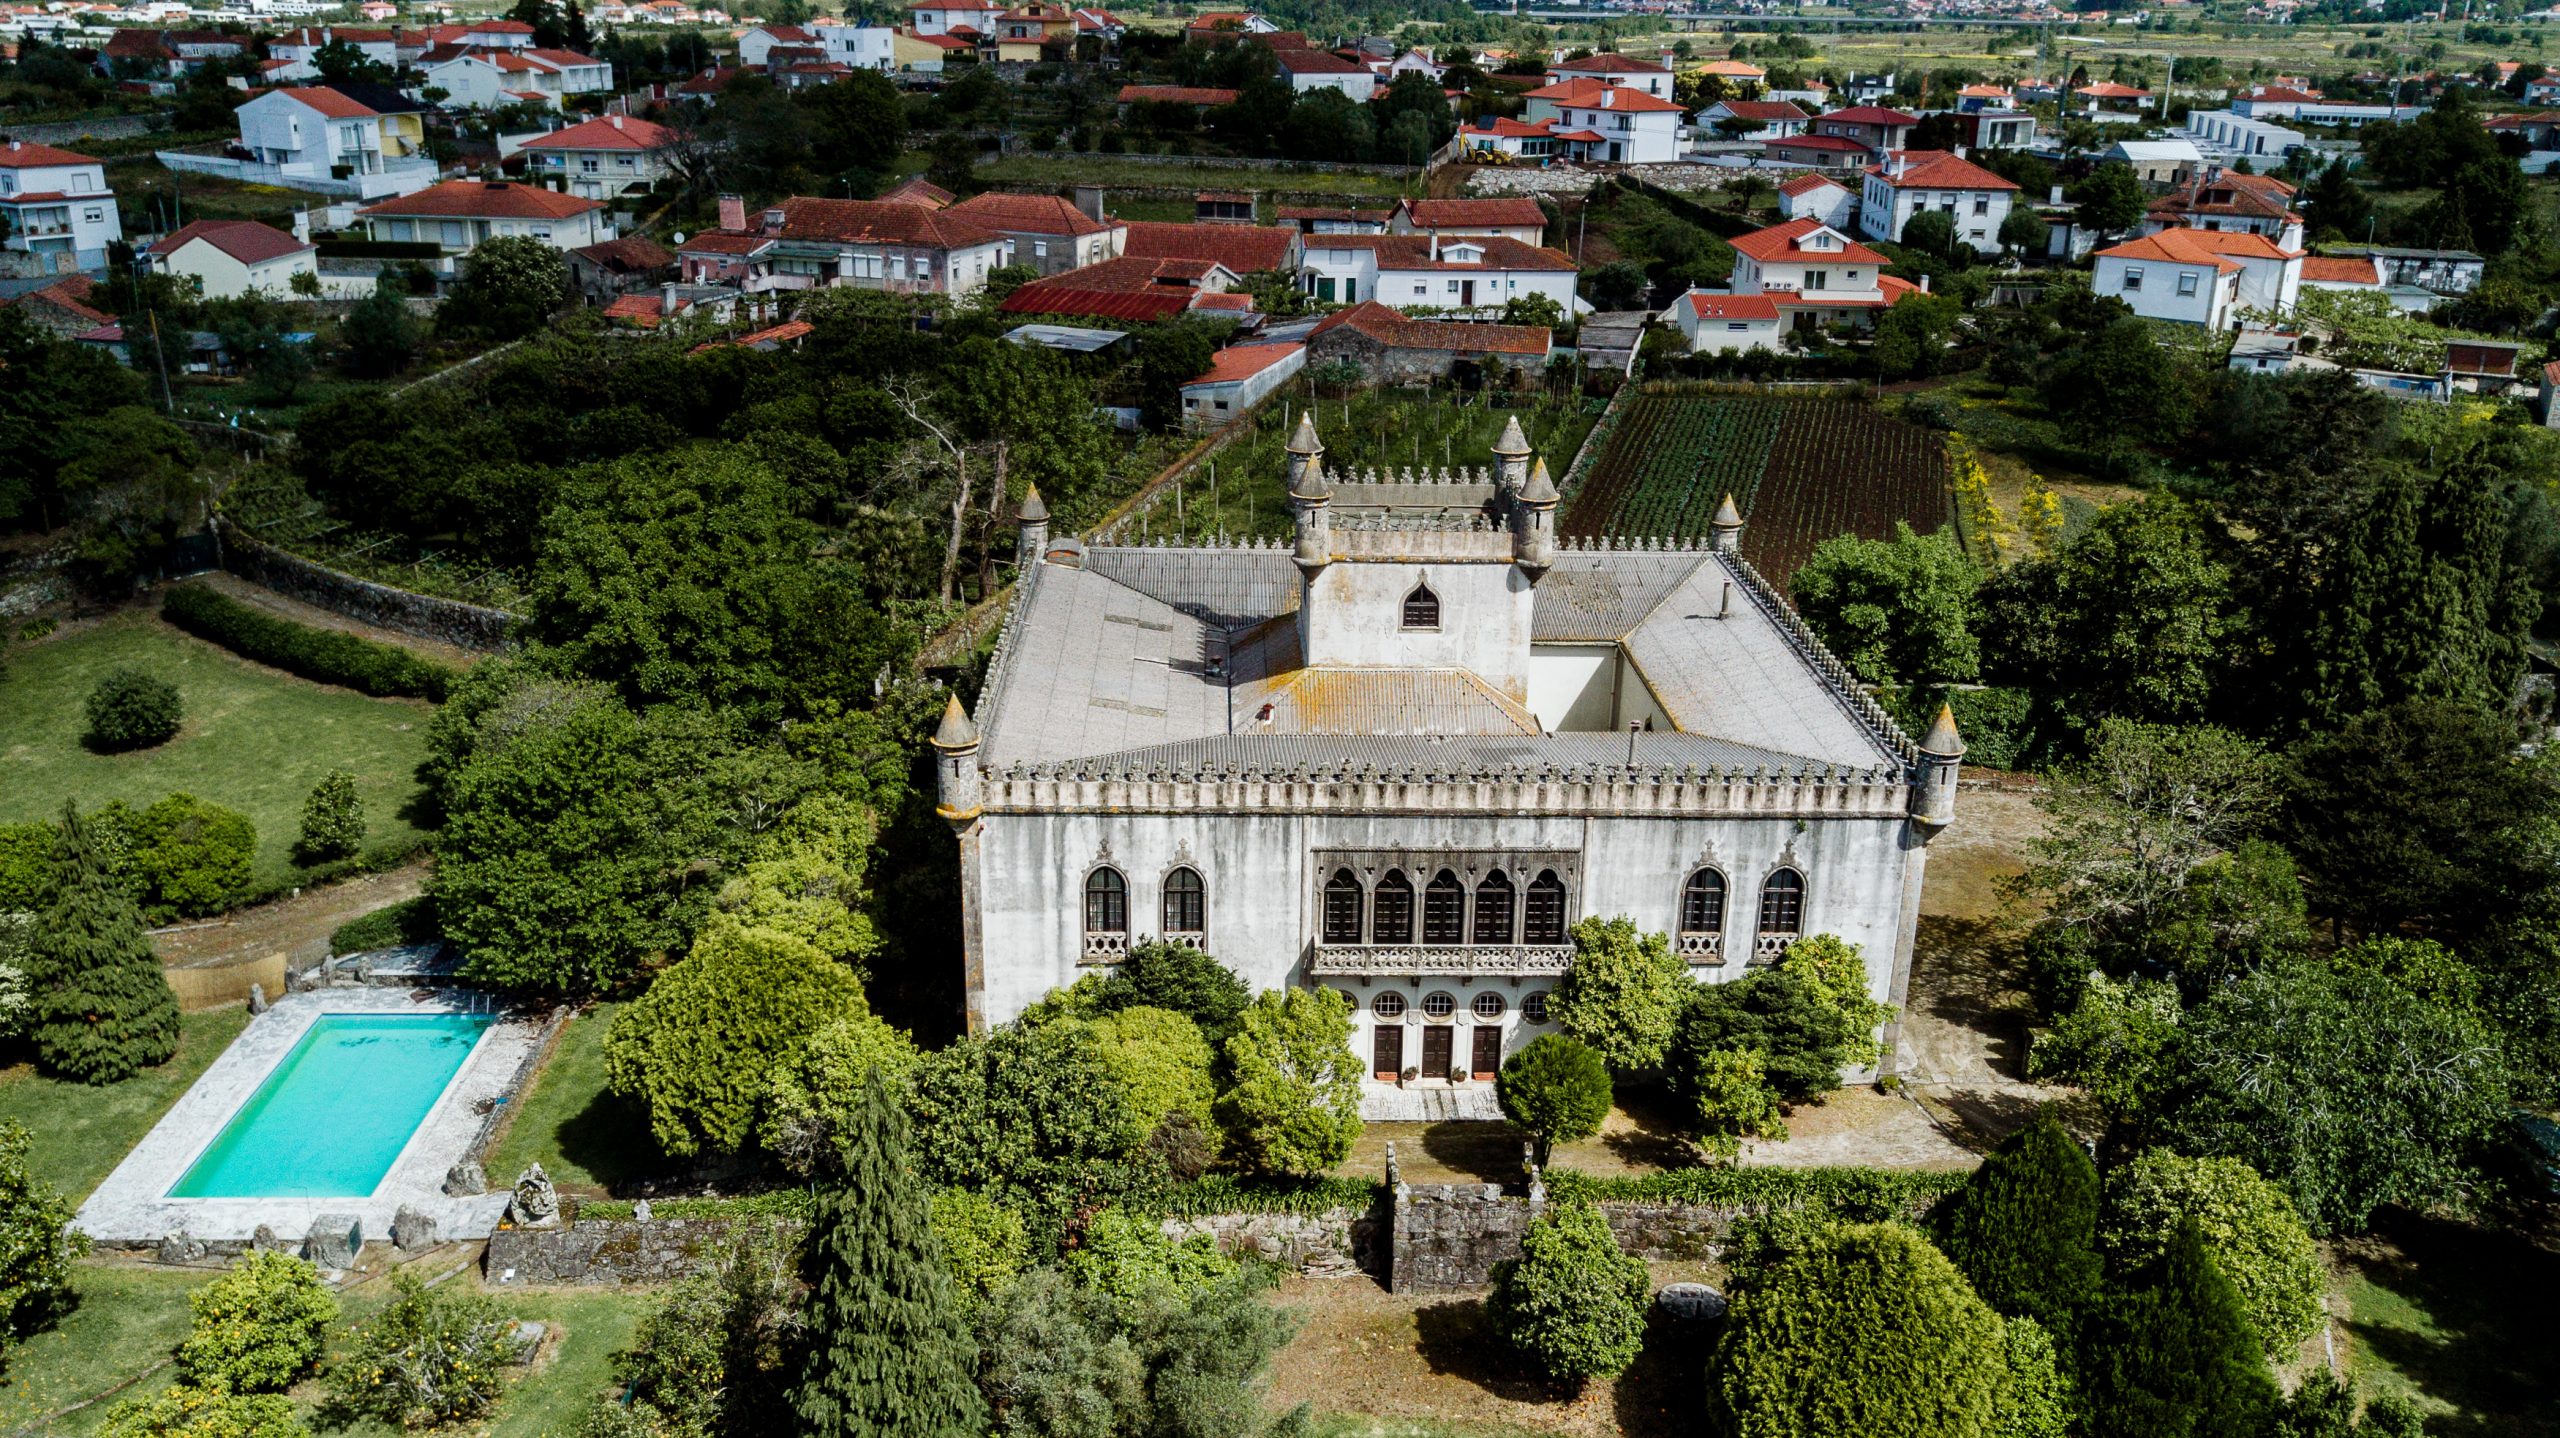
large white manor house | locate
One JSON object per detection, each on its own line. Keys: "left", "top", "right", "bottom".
{"left": 933, "top": 414, "right": 1962, "bottom": 1114}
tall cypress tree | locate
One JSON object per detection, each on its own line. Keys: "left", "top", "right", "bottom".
{"left": 2085, "top": 1219, "right": 2278, "bottom": 1438}
{"left": 1931, "top": 1109, "right": 2102, "bottom": 1337}
{"left": 790, "top": 1069, "right": 984, "bottom": 1438}
{"left": 25, "top": 804, "right": 179, "bottom": 1084}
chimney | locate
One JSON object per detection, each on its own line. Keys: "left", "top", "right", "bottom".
{"left": 718, "top": 193, "right": 747, "bottom": 230}
{"left": 1074, "top": 184, "right": 1104, "bottom": 222}
{"left": 763, "top": 208, "right": 787, "bottom": 234}
{"left": 610, "top": 112, "right": 625, "bottom": 129}
{"left": 662, "top": 281, "right": 679, "bottom": 313}
{"left": 2048, "top": 183, "right": 2064, "bottom": 205}
{"left": 1920, "top": 274, "right": 1930, "bottom": 294}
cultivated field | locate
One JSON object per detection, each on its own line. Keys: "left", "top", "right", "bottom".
{"left": 1561, "top": 393, "right": 1950, "bottom": 588}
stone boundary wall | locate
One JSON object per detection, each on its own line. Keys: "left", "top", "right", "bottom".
{"left": 8, "top": 112, "right": 171, "bottom": 146}
{"left": 212, "top": 518, "right": 519, "bottom": 652}
{"left": 1161, "top": 1207, "right": 1381, "bottom": 1278}
{"left": 487, "top": 1217, "right": 798, "bottom": 1286}
{"left": 1390, "top": 1184, "right": 1735, "bottom": 1293}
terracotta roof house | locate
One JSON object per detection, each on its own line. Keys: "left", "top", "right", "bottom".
{"left": 1306, "top": 299, "right": 1551, "bottom": 380}
{"left": 568, "top": 234, "right": 677, "bottom": 299}
{"left": 999, "top": 255, "right": 1247, "bottom": 323}
{"left": 1271, "top": 44, "right": 1375, "bottom": 99}
{"left": 519, "top": 113, "right": 675, "bottom": 199}
{"left": 1660, "top": 288, "right": 1785, "bottom": 354}
{"left": 354, "top": 179, "right": 613, "bottom": 255}
{"left": 1545, "top": 51, "right": 1672, "bottom": 99}
{"left": 1178, "top": 340, "right": 1305, "bottom": 429}
{"left": 147, "top": 219, "right": 316, "bottom": 299}
{"left": 1299, "top": 233, "right": 1575, "bottom": 311}
{"left": 2143, "top": 171, "right": 2303, "bottom": 248}
{"left": 1391, "top": 197, "right": 1548, "bottom": 245}
{"left": 881, "top": 177, "right": 957, "bottom": 209}
{"left": 948, "top": 191, "right": 1126, "bottom": 273}
{"left": 1120, "top": 220, "right": 1299, "bottom": 276}
{"left": 1761, "top": 132, "right": 1877, "bottom": 171}
{"left": 1858, "top": 150, "right": 2020, "bottom": 254}
{"left": 0, "top": 274, "right": 113, "bottom": 339}
{"left": 676, "top": 195, "right": 1011, "bottom": 300}
{"left": 1715, "top": 218, "right": 1918, "bottom": 332}
{"left": 2093, "top": 227, "right": 2304, "bottom": 328}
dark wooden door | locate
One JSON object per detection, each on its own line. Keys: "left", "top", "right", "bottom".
{"left": 1373, "top": 1023, "right": 1403, "bottom": 1080}
{"left": 1421, "top": 1025, "right": 1454, "bottom": 1078}
{"left": 1471, "top": 1026, "right": 1502, "bottom": 1079}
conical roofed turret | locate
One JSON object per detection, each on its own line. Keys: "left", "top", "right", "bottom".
{"left": 1919, "top": 701, "right": 1964, "bottom": 757}
{"left": 1018, "top": 484, "right": 1048, "bottom": 522}
{"left": 1285, "top": 412, "right": 1331, "bottom": 501}
{"left": 1519, "top": 455, "right": 1558, "bottom": 505}
{"left": 1713, "top": 493, "right": 1742, "bottom": 527}
{"left": 931, "top": 692, "right": 980, "bottom": 751}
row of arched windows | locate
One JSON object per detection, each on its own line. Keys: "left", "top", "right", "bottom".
{"left": 1321, "top": 867, "right": 1570, "bottom": 947}
{"left": 1681, "top": 866, "right": 1804, "bottom": 936}
{"left": 1084, "top": 866, "right": 1205, "bottom": 938}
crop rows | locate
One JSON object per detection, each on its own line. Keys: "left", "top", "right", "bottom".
{"left": 1560, "top": 397, "right": 1785, "bottom": 542}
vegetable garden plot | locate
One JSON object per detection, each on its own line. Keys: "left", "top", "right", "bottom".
{"left": 1560, "top": 397, "right": 1784, "bottom": 542}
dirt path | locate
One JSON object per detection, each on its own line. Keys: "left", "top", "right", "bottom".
{"left": 183, "top": 571, "right": 484, "bottom": 670}
{"left": 153, "top": 858, "right": 428, "bottom": 972}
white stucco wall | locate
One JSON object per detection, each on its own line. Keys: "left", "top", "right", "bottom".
{"left": 1302, "top": 558, "right": 1533, "bottom": 698}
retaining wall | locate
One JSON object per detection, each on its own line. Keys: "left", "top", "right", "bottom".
{"left": 487, "top": 1217, "right": 796, "bottom": 1285}
{"left": 212, "top": 518, "right": 519, "bottom": 652}
{"left": 1389, "top": 1184, "right": 1735, "bottom": 1293}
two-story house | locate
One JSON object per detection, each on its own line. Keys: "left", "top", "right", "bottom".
{"left": 983, "top": 1, "right": 1075, "bottom": 59}
{"left": 1389, "top": 197, "right": 1548, "bottom": 246}
{"left": 1518, "top": 77, "right": 1684, "bottom": 165}
{"left": 2141, "top": 170, "right": 2305, "bottom": 250}
{"left": 1699, "top": 98, "right": 1808, "bottom": 139}
{"left": 1724, "top": 217, "right": 1919, "bottom": 332}
{"left": 266, "top": 26, "right": 401, "bottom": 70}
{"left": 422, "top": 47, "right": 615, "bottom": 110}
{"left": 355, "top": 178, "right": 613, "bottom": 262}
{"left": 519, "top": 113, "right": 675, "bottom": 200}
{"left": 908, "top": 0, "right": 1003, "bottom": 36}
{"left": 0, "top": 140, "right": 122, "bottom": 274}
{"left": 1808, "top": 104, "right": 1917, "bottom": 155}
{"left": 1543, "top": 51, "right": 1670, "bottom": 99}
{"left": 1272, "top": 45, "right": 1377, "bottom": 100}
{"left": 675, "top": 194, "right": 1008, "bottom": 301}
{"left": 1297, "top": 233, "right": 1576, "bottom": 311}
{"left": 1858, "top": 150, "right": 2020, "bottom": 255}
{"left": 2093, "top": 228, "right": 2306, "bottom": 328}
{"left": 812, "top": 23, "right": 897, "bottom": 70}
{"left": 946, "top": 191, "right": 1124, "bottom": 273}
{"left": 234, "top": 88, "right": 421, "bottom": 185}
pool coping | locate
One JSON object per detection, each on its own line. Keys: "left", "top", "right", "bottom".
{"left": 75, "top": 989, "right": 541, "bottom": 1251}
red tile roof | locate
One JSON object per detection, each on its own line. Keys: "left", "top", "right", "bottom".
{"left": 1818, "top": 104, "right": 1920, "bottom": 125}
{"left": 881, "top": 177, "right": 956, "bottom": 209}
{"left": 2075, "top": 81, "right": 2151, "bottom": 99}
{"left": 522, "top": 114, "right": 673, "bottom": 150}
{"left": 1022, "top": 254, "right": 1227, "bottom": 293}
{"left": 752, "top": 22, "right": 814, "bottom": 38}
{"left": 1309, "top": 300, "right": 1550, "bottom": 355}
{"left": 357, "top": 179, "right": 604, "bottom": 220}
{"left": 1777, "top": 173, "right": 1848, "bottom": 196}
{"left": 1868, "top": 150, "right": 2020, "bottom": 191}
{"left": 1679, "top": 291, "right": 1781, "bottom": 321}
{"left": 1272, "top": 47, "right": 1366, "bottom": 75}
{"left": 1187, "top": 341, "right": 1302, "bottom": 385}
{"left": 1712, "top": 99, "right": 1807, "bottom": 121}
{"left": 3, "top": 274, "right": 111, "bottom": 326}
{"left": 1120, "top": 220, "right": 1295, "bottom": 275}
{"left": 466, "top": 17, "right": 536, "bottom": 31}
{"left": 1521, "top": 76, "right": 1685, "bottom": 112}
{"left": 602, "top": 291, "right": 687, "bottom": 325}
{"left": 1188, "top": 290, "right": 1256, "bottom": 312}
{"left": 1463, "top": 116, "right": 1555, "bottom": 138}
{"left": 1549, "top": 52, "right": 1668, "bottom": 75}
{"left": 999, "top": 280, "right": 1205, "bottom": 322}
{"left": 0, "top": 139, "right": 100, "bottom": 168}
{"left": 2446, "top": 341, "right": 2521, "bottom": 376}
{"left": 2174, "top": 228, "right": 2300, "bottom": 260}
{"left": 573, "top": 235, "right": 676, "bottom": 272}
{"left": 2300, "top": 255, "right": 2378, "bottom": 284}
{"left": 522, "top": 47, "right": 607, "bottom": 67}
{"left": 1728, "top": 218, "right": 1887, "bottom": 267}
{"left": 2094, "top": 230, "right": 2243, "bottom": 272}
{"left": 150, "top": 219, "right": 311, "bottom": 265}
{"left": 1118, "top": 84, "right": 1239, "bottom": 105}
{"left": 692, "top": 319, "right": 815, "bottom": 352}
{"left": 949, "top": 190, "right": 1119, "bottom": 237}
{"left": 757, "top": 195, "right": 1001, "bottom": 249}
{"left": 1399, "top": 197, "right": 1547, "bottom": 230}
{"left": 1765, "top": 133, "right": 1874, "bottom": 153}
{"left": 1332, "top": 234, "right": 1575, "bottom": 272}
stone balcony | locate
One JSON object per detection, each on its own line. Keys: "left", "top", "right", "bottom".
{"left": 1309, "top": 944, "right": 1573, "bottom": 978}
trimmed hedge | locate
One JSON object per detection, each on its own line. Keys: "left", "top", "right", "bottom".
{"left": 1147, "top": 1175, "right": 1385, "bottom": 1219}
{"left": 161, "top": 584, "right": 458, "bottom": 701}
{"left": 329, "top": 895, "right": 438, "bottom": 956}
{"left": 1545, "top": 1166, "right": 1967, "bottom": 1218}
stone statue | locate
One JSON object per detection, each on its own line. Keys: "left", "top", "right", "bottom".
{"left": 507, "top": 1162, "right": 559, "bottom": 1227}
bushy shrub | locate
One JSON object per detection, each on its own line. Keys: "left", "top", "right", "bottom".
{"left": 24, "top": 809, "right": 180, "bottom": 1084}
{"left": 1495, "top": 1034, "right": 1612, "bottom": 1167}
{"left": 1669, "top": 966, "right": 1861, "bottom": 1108}
{"left": 929, "top": 1188, "right": 1028, "bottom": 1301}
{"left": 177, "top": 1251, "right": 338, "bottom": 1393}
{"left": 1931, "top": 1110, "right": 2102, "bottom": 1337}
{"left": 329, "top": 895, "right": 437, "bottom": 956}
{"left": 0, "top": 824, "right": 54, "bottom": 911}
{"left": 125, "top": 794, "right": 256, "bottom": 919}
{"left": 1549, "top": 916, "right": 1688, "bottom": 1071}
{"left": 295, "top": 769, "right": 364, "bottom": 864}
{"left": 1486, "top": 1200, "right": 1649, "bottom": 1384}
{"left": 1094, "top": 942, "right": 1251, "bottom": 1047}
{"left": 1063, "top": 1204, "right": 1237, "bottom": 1307}
{"left": 100, "top": 1385, "right": 306, "bottom": 1438}
{"left": 907, "top": 1019, "right": 1154, "bottom": 1251}
{"left": 0, "top": 1120, "right": 85, "bottom": 1352}
{"left": 2103, "top": 1149, "right": 2325, "bottom": 1357}
{"left": 709, "top": 794, "right": 883, "bottom": 968}
{"left": 162, "top": 583, "right": 457, "bottom": 700}
{"left": 605, "top": 919, "right": 871, "bottom": 1158}
{"left": 761, "top": 1010, "right": 922, "bottom": 1177}
{"left": 1997, "top": 1317, "right": 2072, "bottom": 1438}
{"left": 85, "top": 668, "right": 181, "bottom": 752}
{"left": 596, "top": 1230, "right": 799, "bottom": 1437}
{"left": 1084, "top": 1005, "right": 1216, "bottom": 1150}
{"left": 1685, "top": 1044, "right": 1786, "bottom": 1150}
{"left": 1215, "top": 988, "right": 1362, "bottom": 1178}
{"left": 328, "top": 1273, "right": 526, "bottom": 1429}
{"left": 2082, "top": 1220, "right": 2278, "bottom": 1438}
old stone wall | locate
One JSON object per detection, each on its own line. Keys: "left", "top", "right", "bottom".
{"left": 213, "top": 519, "right": 518, "bottom": 652}
{"left": 485, "top": 1217, "right": 801, "bottom": 1286}
{"left": 1388, "top": 1185, "right": 1735, "bottom": 1292}
{"left": 1159, "top": 1207, "right": 1380, "bottom": 1278}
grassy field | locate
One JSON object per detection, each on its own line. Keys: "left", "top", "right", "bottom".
{"left": 0, "top": 613, "right": 434, "bottom": 892}
{"left": 115, "top": 160, "right": 335, "bottom": 230}
{"left": 0, "top": 1006, "right": 249, "bottom": 1204}
{"left": 2332, "top": 1213, "right": 2560, "bottom": 1437}
{"left": 483, "top": 1002, "right": 664, "bottom": 1196}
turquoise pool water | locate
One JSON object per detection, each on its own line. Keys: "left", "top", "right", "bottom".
{"left": 170, "top": 1013, "right": 493, "bottom": 1199}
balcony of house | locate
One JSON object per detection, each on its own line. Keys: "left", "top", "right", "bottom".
{"left": 1309, "top": 943, "right": 1573, "bottom": 978}
{"left": 159, "top": 147, "right": 433, "bottom": 199}
{"left": 4, "top": 208, "right": 76, "bottom": 240}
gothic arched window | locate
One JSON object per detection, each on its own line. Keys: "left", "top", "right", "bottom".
{"left": 1423, "top": 869, "right": 1466, "bottom": 945}
{"left": 1524, "top": 870, "right": 1567, "bottom": 944}
{"left": 1402, "top": 582, "right": 1440, "bottom": 630}
{"left": 1162, "top": 866, "right": 1205, "bottom": 938}
{"left": 1374, "top": 870, "right": 1415, "bottom": 944}
{"left": 1473, "top": 870, "right": 1515, "bottom": 945}
{"left": 1322, "top": 868, "right": 1365, "bottom": 945}
{"left": 1085, "top": 867, "right": 1127, "bottom": 935}
{"left": 1757, "top": 868, "right": 1804, "bottom": 936}
{"left": 1681, "top": 870, "right": 1728, "bottom": 936}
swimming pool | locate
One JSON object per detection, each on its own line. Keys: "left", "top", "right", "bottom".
{"left": 170, "top": 1013, "right": 495, "bottom": 1199}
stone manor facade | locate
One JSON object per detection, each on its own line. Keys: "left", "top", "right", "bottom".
{"left": 934, "top": 414, "right": 1961, "bottom": 1116}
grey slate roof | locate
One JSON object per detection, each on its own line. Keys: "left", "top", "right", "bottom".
{"left": 1081, "top": 547, "right": 1300, "bottom": 628}
{"left": 1065, "top": 731, "right": 1845, "bottom": 778}
{"left": 1623, "top": 559, "right": 1888, "bottom": 768}
{"left": 1529, "top": 552, "right": 1705, "bottom": 642}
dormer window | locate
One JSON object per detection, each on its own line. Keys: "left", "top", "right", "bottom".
{"left": 1402, "top": 582, "right": 1440, "bottom": 630}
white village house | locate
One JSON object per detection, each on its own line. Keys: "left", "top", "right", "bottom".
{"left": 0, "top": 139, "right": 120, "bottom": 275}
{"left": 147, "top": 219, "right": 319, "bottom": 299}
{"left": 1660, "top": 289, "right": 1784, "bottom": 354}
{"left": 354, "top": 178, "right": 614, "bottom": 259}
{"left": 1857, "top": 150, "right": 2019, "bottom": 256}
{"left": 2093, "top": 228, "right": 2302, "bottom": 329}
{"left": 1296, "top": 234, "right": 1576, "bottom": 311}
{"left": 1724, "top": 218, "right": 1920, "bottom": 334}
{"left": 935, "top": 417, "right": 1960, "bottom": 1111}
{"left": 518, "top": 113, "right": 675, "bottom": 200}
{"left": 1518, "top": 77, "right": 1684, "bottom": 165}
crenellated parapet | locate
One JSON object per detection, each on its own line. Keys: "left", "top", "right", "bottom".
{"left": 976, "top": 758, "right": 1913, "bottom": 819}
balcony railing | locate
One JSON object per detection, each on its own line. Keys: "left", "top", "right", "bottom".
{"left": 1311, "top": 944, "right": 1573, "bottom": 977}
{"left": 1752, "top": 933, "right": 1798, "bottom": 963}
{"left": 1081, "top": 931, "right": 1129, "bottom": 962}
{"left": 1677, "top": 932, "right": 1723, "bottom": 964}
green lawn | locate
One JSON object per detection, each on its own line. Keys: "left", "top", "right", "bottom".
{"left": 0, "top": 613, "right": 434, "bottom": 892}
{"left": 483, "top": 1002, "right": 666, "bottom": 1195}
{"left": 2334, "top": 1213, "right": 2560, "bottom": 1437}
{"left": 0, "top": 1006, "right": 249, "bottom": 1204}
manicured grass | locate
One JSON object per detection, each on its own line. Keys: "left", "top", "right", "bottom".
{"left": 2333, "top": 1213, "right": 2560, "bottom": 1437}
{"left": 480, "top": 1286, "right": 654, "bottom": 1438}
{"left": 0, "top": 613, "right": 434, "bottom": 892}
{"left": 484, "top": 1002, "right": 665, "bottom": 1195}
{"left": 0, "top": 1006, "right": 250, "bottom": 1204}
{"left": 0, "top": 1264, "right": 205, "bottom": 1437}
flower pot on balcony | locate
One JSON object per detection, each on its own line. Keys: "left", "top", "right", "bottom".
{"left": 1400, "top": 1067, "right": 1419, "bottom": 1087}
{"left": 1448, "top": 1066, "right": 1468, "bottom": 1084}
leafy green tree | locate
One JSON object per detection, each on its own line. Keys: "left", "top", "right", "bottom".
{"left": 1085, "top": 1006, "right": 1217, "bottom": 1153}
{"left": 928, "top": 1189, "right": 1028, "bottom": 1302}
{"left": 605, "top": 919, "right": 871, "bottom": 1158}
{"left": 2025, "top": 973, "right": 2180, "bottom": 1123}
{"left": 295, "top": 769, "right": 364, "bottom": 863}
{"left": 0, "top": 1120, "right": 84, "bottom": 1365}
{"left": 2168, "top": 953, "right": 2511, "bottom": 1233}
{"left": 1792, "top": 521, "right": 1980, "bottom": 687}
{"left": 761, "top": 1011, "right": 922, "bottom": 1177}
{"left": 84, "top": 668, "right": 181, "bottom": 752}
{"left": 2103, "top": 1149, "right": 2324, "bottom": 1358}
{"left": 100, "top": 1386, "right": 306, "bottom": 1438}
{"left": 339, "top": 276, "right": 422, "bottom": 378}
{"left": 1063, "top": 1205, "right": 1237, "bottom": 1307}
{"left": 24, "top": 806, "right": 180, "bottom": 1083}
{"left": 973, "top": 1268, "right": 1144, "bottom": 1437}
{"left": 1711, "top": 1222, "right": 2011, "bottom": 1438}
{"left": 1871, "top": 293, "right": 1962, "bottom": 380}
{"left": 439, "top": 234, "right": 568, "bottom": 340}
{"left": 177, "top": 1252, "right": 338, "bottom": 1393}
{"left": 1997, "top": 206, "right": 2049, "bottom": 257}
{"left": 1215, "top": 988, "right": 1362, "bottom": 1177}
{"left": 1900, "top": 208, "right": 1960, "bottom": 259}
{"left": 124, "top": 794, "right": 256, "bottom": 919}
{"left": 2299, "top": 157, "right": 2375, "bottom": 243}
{"left": 2068, "top": 161, "right": 2145, "bottom": 234}
{"left": 1978, "top": 497, "right": 2233, "bottom": 730}
{"left": 2037, "top": 319, "right": 2199, "bottom": 471}
{"left": 592, "top": 1229, "right": 799, "bottom": 1437}
{"left": 1485, "top": 1201, "right": 1650, "bottom": 1384}
{"left": 907, "top": 1019, "right": 1151, "bottom": 1243}
{"left": 1669, "top": 964, "right": 1865, "bottom": 1104}
{"left": 926, "top": 131, "right": 978, "bottom": 194}
{"left": 1996, "top": 1317, "right": 2072, "bottom": 1438}
{"left": 1684, "top": 1044, "right": 1787, "bottom": 1149}
{"left": 2269, "top": 1373, "right": 2428, "bottom": 1438}
{"left": 1129, "top": 322, "right": 1223, "bottom": 433}
{"left": 803, "top": 69, "right": 907, "bottom": 179}
{"left": 2082, "top": 1221, "right": 2277, "bottom": 1438}
{"left": 329, "top": 1273, "right": 525, "bottom": 1428}
{"left": 1549, "top": 916, "right": 1689, "bottom": 1071}
{"left": 1930, "top": 1110, "right": 2102, "bottom": 1337}
{"left": 1094, "top": 941, "right": 1252, "bottom": 1048}
{"left": 792, "top": 1071, "right": 987, "bottom": 1438}
{"left": 1279, "top": 89, "right": 1373, "bottom": 162}
{"left": 1496, "top": 1034, "right": 1612, "bottom": 1167}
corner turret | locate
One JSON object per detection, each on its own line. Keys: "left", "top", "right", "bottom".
{"left": 1287, "top": 412, "right": 1332, "bottom": 578}
{"left": 1512, "top": 456, "right": 1558, "bottom": 581}
{"left": 1912, "top": 701, "right": 1963, "bottom": 829}
{"left": 1710, "top": 493, "right": 1744, "bottom": 555}
{"left": 1015, "top": 485, "right": 1049, "bottom": 569}
{"left": 930, "top": 692, "right": 983, "bottom": 827}
{"left": 1491, "top": 413, "right": 1532, "bottom": 498}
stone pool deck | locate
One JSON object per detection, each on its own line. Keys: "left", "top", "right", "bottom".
{"left": 76, "top": 989, "right": 540, "bottom": 1252}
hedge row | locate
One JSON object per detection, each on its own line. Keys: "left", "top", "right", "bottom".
{"left": 329, "top": 894, "right": 439, "bottom": 957}
{"left": 1145, "top": 1175, "right": 1386, "bottom": 1219}
{"left": 576, "top": 1190, "right": 816, "bottom": 1222}
{"left": 162, "top": 584, "right": 459, "bottom": 701}
{"left": 1544, "top": 1165, "right": 1966, "bottom": 1217}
